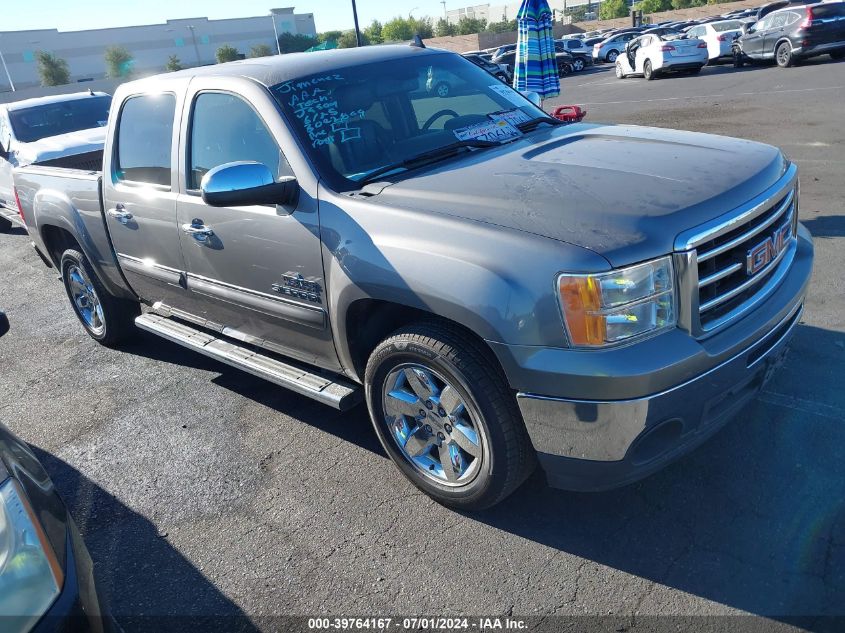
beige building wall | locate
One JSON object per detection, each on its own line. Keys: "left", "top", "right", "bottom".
{"left": 0, "top": 7, "right": 317, "bottom": 90}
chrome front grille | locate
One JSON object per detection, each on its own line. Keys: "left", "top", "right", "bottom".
{"left": 675, "top": 163, "right": 799, "bottom": 336}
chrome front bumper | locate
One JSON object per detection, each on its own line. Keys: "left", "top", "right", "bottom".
{"left": 507, "top": 226, "right": 813, "bottom": 492}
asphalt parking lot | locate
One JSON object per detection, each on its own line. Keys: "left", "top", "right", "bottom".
{"left": 1, "top": 58, "right": 844, "bottom": 632}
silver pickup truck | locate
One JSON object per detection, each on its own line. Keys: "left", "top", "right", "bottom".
{"left": 13, "top": 45, "right": 813, "bottom": 510}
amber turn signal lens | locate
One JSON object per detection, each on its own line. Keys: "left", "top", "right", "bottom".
{"left": 558, "top": 276, "right": 606, "bottom": 346}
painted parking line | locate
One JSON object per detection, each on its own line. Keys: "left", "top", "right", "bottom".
{"left": 759, "top": 390, "right": 845, "bottom": 421}
{"left": 580, "top": 84, "right": 845, "bottom": 106}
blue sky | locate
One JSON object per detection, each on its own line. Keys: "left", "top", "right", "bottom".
{"left": 3, "top": 1, "right": 449, "bottom": 34}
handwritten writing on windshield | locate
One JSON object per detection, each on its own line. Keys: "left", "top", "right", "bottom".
{"left": 279, "top": 75, "right": 363, "bottom": 148}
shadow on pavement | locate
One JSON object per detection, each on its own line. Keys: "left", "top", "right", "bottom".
{"left": 31, "top": 446, "right": 260, "bottom": 633}
{"left": 469, "top": 324, "right": 845, "bottom": 630}
{"left": 803, "top": 216, "right": 845, "bottom": 238}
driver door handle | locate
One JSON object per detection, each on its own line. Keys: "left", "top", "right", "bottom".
{"left": 107, "top": 204, "right": 133, "bottom": 224}
{"left": 181, "top": 218, "right": 214, "bottom": 242}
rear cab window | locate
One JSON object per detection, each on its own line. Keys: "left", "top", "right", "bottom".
{"left": 115, "top": 93, "right": 176, "bottom": 187}
{"left": 8, "top": 96, "right": 111, "bottom": 144}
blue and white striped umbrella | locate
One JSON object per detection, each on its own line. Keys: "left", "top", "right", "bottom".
{"left": 513, "top": 0, "right": 560, "bottom": 100}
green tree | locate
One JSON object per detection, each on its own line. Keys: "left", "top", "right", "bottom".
{"left": 486, "top": 18, "right": 517, "bottom": 34}
{"left": 278, "top": 32, "right": 317, "bottom": 53}
{"left": 165, "top": 55, "right": 183, "bottom": 72}
{"left": 434, "top": 18, "right": 456, "bottom": 37}
{"left": 566, "top": 5, "right": 588, "bottom": 21}
{"left": 599, "top": 0, "right": 630, "bottom": 19}
{"left": 363, "top": 20, "right": 384, "bottom": 44}
{"left": 337, "top": 30, "right": 371, "bottom": 48}
{"left": 250, "top": 44, "right": 274, "bottom": 58}
{"left": 382, "top": 16, "right": 433, "bottom": 41}
{"left": 456, "top": 17, "right": 487, "bottom": 35}
{"left": 35, "top": 51, "right": 70, "bottom": 86}
{"left": 637, "top": 0, "right": 671, "bottom": 13}
{"left": 318, "top": 30, "right": 343, "bottom": 43}
{"left": 216, "top": 44, "right": 240, "bottom": 63}
{"left": 104, "top": 46, "right": 134, "bottom": 78}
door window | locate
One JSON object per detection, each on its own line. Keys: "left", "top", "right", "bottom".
{"left": 115, "top": 94, "right": 176, "bottom": 187}
{"left": 188, "top": 92, "right": 290, "bottom": 190}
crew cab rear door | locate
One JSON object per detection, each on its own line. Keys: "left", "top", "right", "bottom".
{"left": 102, "top": 90, "right": 190, "bottom": 310}
{"left": 173, "top": 78, "right": 338, "bottom": 370}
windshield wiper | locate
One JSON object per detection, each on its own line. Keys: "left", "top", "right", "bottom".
{"left": 357, "top": 139, "right": 498, "bottom": 186}
{"left": 517, "top": 116, "right": 564, "bottom": 132}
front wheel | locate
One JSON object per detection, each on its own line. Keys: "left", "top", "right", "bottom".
{"left": 733, "top": 47, "right": 745, "bottom": 67}
{"left": 776, "top": 41, "right": 794, "bottom": 67}
{"left": 365, "top": 321, "right": 535, "bottom": 511}
{"left": 0, "top": 215, "right": 11, "bottom": 233}
{"left": 572, "top": 58, "right": 585, "bottom": 72}
{"left": 60, "top": 249, "right": 139, "bottom": 347}
{"left": 644, "top": 59, "right": 655, "bottom": 80}
{"left": 434, "top": 81, "right": 451, "bottom": 98}
{"left": 615, "top": 61, "right": 625, "bottom": 79}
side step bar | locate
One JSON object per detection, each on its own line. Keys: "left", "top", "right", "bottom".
{"left": 135, "top": 313, "right": 362, "bottom": 411}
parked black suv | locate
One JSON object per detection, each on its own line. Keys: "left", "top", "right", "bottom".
{"left": 461, "top": 53, "right": 512, "bottom": 82}
{"left": 555, "top": 39, "right": 594, "bottom": 71}
{"left": 734, "top": 1, "right": 845, "bottom": 67}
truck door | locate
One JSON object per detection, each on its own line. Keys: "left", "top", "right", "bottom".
{"left": 102, "top": 92, "right": 190, "bottom": 310}
{"left": 174, "top": 83, "right": 338, "bottom": 370}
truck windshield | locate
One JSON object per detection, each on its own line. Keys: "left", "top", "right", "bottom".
{"left": 270, "top": 53, "right": 548, "bottom": 190}
{"left": 9, "top": 95, "right": 111, "bottom": 144}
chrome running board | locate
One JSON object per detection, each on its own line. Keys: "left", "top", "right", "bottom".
{"left": 135, "top": 313, "right": 362, "bottom": 411}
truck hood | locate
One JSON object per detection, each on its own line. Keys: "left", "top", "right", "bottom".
{"left": 368, "top": 123, "right": 787, "bottom": 267}
{"left": 14, "top": 126, "right": 107, "bottom": 167}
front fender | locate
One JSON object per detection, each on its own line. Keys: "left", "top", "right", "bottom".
{"left": 318, "top": 185, "right": 611, "bottom": 376}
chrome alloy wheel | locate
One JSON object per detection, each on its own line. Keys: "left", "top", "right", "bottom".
{"left": 67, "top": 264, "right": 105, "bottom": 336}
{"left": 382, "top": 364, "right": 485, "bottom": 486}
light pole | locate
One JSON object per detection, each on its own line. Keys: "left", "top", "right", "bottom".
{"left": 187, "top": 25, "right": 201, "bottom": 67}
{"left": 270, "top": 11, "right": 282, "bottom": 54}
{"left": 0, "top": 49, "right": 14, "bottom": 92}
{"left": 351, "top": 0, "right": 362, "bottom": 47}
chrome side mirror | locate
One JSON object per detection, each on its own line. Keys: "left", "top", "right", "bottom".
{"left": 200, "top": 161, "right": 298, "bottom": 208}
{"left": 521, "top": 91, "right": 542, "bottom": 107}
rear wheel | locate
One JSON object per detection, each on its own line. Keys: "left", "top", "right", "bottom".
{"left": 365, "top": 321, "right": 535, "bottom": 511}
{"left": 606, "top": 49, "right": 619, "bottom": 63}
{"left": 687, "top": 66, "right": 702, "bottom": 74}
{"left": 644, "top": 60, "right": 655, "bottom": 80}
{"left": 776, "top": 41, "right": 794, "bottom": 67}
{"left": 733, "top": 48, "right": 745, "bottom": 67}
{"left": 572, "top": 58, "right": 585, "bottom": 72}
{"left": 60, "top": 249, "right": 139, "bottom": 347}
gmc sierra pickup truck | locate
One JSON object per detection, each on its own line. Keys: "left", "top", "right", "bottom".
{"left": 13, "top": 45, "right": 813, "bottom": 510}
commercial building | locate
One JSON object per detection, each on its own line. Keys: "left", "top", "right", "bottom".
{"left": 445, "top": 0, "right": 602, "bottom": 24}
{"left": 0, "top": 7, "right": 316, "bottom": 90}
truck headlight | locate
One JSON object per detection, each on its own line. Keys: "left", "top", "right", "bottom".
{"left": 0, "top": 479, "right": 63, "bottom": 631}
{"left": 558, "top": 256, "right": 676, "bottom": 347}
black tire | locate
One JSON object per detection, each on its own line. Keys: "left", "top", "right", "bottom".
{"left": 830, "top": 49, "right": 845, "bottom": 61}
{"left": 688, "top": 66, "right": 702, "bottom": 74}
{"left": 644, "top": 60, "right": 655, "bottom": 80}
{"left": 572, "top": 58, "right": 585, "bottom": 72}
{"left": 615, "top": 61, "right": 626, "bottom": 79}
{"left": 776, "top": 41, "right": 794, "bottom": 67}
{"left": 365, "top": 321, "right": 535, "bottom": 511}
{"left": 60, "top": 248, "right": 139, "bottom": 347}
{"left": 606, "top": 49, "right": 619, "bottom": 63}
{"left": 0, "top": 214, "right": 12, "bottom": 233}
{"left": 733, "top": 49, "right": 745, "bottom": 68}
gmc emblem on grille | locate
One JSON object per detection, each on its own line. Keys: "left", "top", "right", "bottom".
{"left": 746, "top": 222, "right": 791, "bottom": 276}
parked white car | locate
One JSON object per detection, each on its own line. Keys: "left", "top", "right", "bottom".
{"left": 615, "top": 34, "right": 709, "bottom": 80}
{"left": 593, "top": 31, "right": 641, "bottom": 63}
{"left": 0, "top": 91, "right": 110, "bottom": 231}
{"left": 684, "top": 20, "right": 747, "bottom": 61}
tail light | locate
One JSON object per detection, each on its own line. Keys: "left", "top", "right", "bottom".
{"left": 13, "top": 187, "right": 25, "bottom": 226}
{"left": 697, "top": 41, "right": 708, "bottom": 48}
{"left": 660, "top": 44, "right": 676, "bottom": 51}
{"left": 800, "top": 6, "right": 814, "bottom": 28}
{"left": 717, "top": 34, "right": 728, "bottom": 42}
